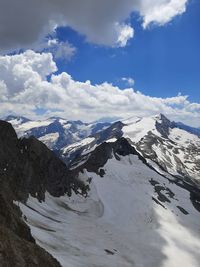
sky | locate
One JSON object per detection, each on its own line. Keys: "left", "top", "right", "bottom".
{"left": 56, "top": 2, "right": 200, "bottom": 102}
{"left": 0, "top": 0, "right": 199, "bottom": 126}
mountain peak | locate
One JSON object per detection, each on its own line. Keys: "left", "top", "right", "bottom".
{"left": 154, "top": 114, "right": 172, "bottom": 138}
{"left": 152, "top": 113, "right": 170, "bottom": 122}
{"left": 5, "top": 115, "right": 30, "bottom": 124}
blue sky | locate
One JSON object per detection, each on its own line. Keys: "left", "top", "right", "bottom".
{"left": 55, "top": 0, "right": 200, "bottom": 102}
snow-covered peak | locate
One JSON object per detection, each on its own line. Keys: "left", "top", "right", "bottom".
{"left": 5, "top": 115, "right": 31, "bottom": 126}
{"left": 121, "top": 113, "right": 173, "bottom": 143}
{"left": 7, "top": 115, "right": 111, "bottom": 151}
{"left": 122, "top": 115, "right": 161, "bottom": 143}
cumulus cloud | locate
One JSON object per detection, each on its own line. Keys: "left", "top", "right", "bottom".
{"left": 141, "top": 0, "right": 188, "bottom": 28}
{"left": 0, "top": 50, "right": 199, "bottom": 127}
{"left": 0, "top": 0, "right": 189, "bottom": 52}
{"left": 0, "top": 50, "right": 57, "bottom": 96}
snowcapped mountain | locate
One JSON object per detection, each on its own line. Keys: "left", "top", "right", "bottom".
{"left": 3, "top": 114, "right": 200, "bottom": 267}
{"left": 6, "top": 114, "right": 200, "bottom": 183}
{"left": 123, "top": 114, "right": 200, "bottom": 184}
{"left": 5, "top": 116, "right": 111, "bottom": 150}
{"left": 19, "top": 138, "right": 200, "bottom": 267}
{"left": 5, "top": 115, "right": 31, "bottom": 124}
{"left": 58, "top": 114, "right": 200, "bottom": 185}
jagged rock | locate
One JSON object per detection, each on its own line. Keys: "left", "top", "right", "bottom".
{"left": 0, "top": 120, "right": 86, "bottom": 267}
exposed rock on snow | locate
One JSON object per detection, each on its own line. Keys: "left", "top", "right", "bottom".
{"left": 3, "top": 114, "right": 200, "bottom": 267}
{"left": 20, "top": 149, "right": 200, "bottom": 267}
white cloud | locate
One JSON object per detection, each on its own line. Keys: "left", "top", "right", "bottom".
{"left": 122, "top": 77, "right": 135, "bottom": 86}
{"left": 0, "top": 0, "right": 189, "bottom": 52}
{"left": 54, "top": 42, "right": 76, "bottom": 60}
{"left": 0, "top": 51, "right": 199, "bottom": 127}
{"left": 33, "top": 38, "right": 76, "bottom": 61}
{"left": 117, "top": 24, "right": 134, "bottom": 47}
{"left": 141, "top": 0, "right": 188, "bottom": 28}
{"left": 0, "top": 50, "right": 57, "bottom": 96}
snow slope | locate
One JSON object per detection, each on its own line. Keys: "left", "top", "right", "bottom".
{"left": 19, "top": 153, "right": 200, "bottom": 267}
{"left": 122, "top": 115, "right": 161, "bottom": 142}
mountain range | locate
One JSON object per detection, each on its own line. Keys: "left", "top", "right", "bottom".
{"left": 6, "top": 114, "right": 200, "bottom": 184}
{"left": 1, "top": 114, "right": 200, "bottom": 267}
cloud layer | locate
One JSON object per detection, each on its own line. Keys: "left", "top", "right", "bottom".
{"left": 0, "top": 0, "right": 188, "bottom": 52}
{"left": 0, "top": 50, "right": 199, "bottom": 126}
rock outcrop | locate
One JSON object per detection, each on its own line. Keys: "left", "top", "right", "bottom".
{"left": 0, "top": 120, "right": 86, "bottom": 267}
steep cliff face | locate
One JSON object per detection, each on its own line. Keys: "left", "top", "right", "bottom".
{"left": 0, "top": 120, "right": 85, "bottom": 266}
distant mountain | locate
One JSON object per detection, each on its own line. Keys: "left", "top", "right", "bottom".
{"left": 5, "top": 116, "right": 111, "bottom": 150}
{"left": 123, "top": 114, "right": 200, "bottom": 184}
{"left": 173, "top": 121, "right": 200, "bottom": 137}
{"left": 60, "top": 114, "right": 200, "bottom": 185}
{"left": 6, "top": 114, "right": 200, "bottom": 183}
{"left": 5, "top": 115, "right": 31, "bottom": 124}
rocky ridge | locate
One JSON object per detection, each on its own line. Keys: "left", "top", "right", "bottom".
{"left": 0, "top": 120, "right": 87, "bottom": 267}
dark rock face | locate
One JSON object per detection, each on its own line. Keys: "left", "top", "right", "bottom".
{"left": 112, "top": 137, "right": 138, "bottom": 157}
{"left": 0, "top": 218, "right": 61, "bottom": 267}
{"left": 73, "top": 137, "right": 141, "bottom": 176}
{"left": 76, "top": 142, "right": 113, "bottom": 175}
{"left": 155, "top": 114, "right": 172, "bottom": 138}
{"left": 0, "top": 121, "right": 82, "bottom": 202}
{"left": 19, "top": 136, "right": 74, "bottom": 200}
{"left": 0, "top": 120, "right": 88, "bottom": 267}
